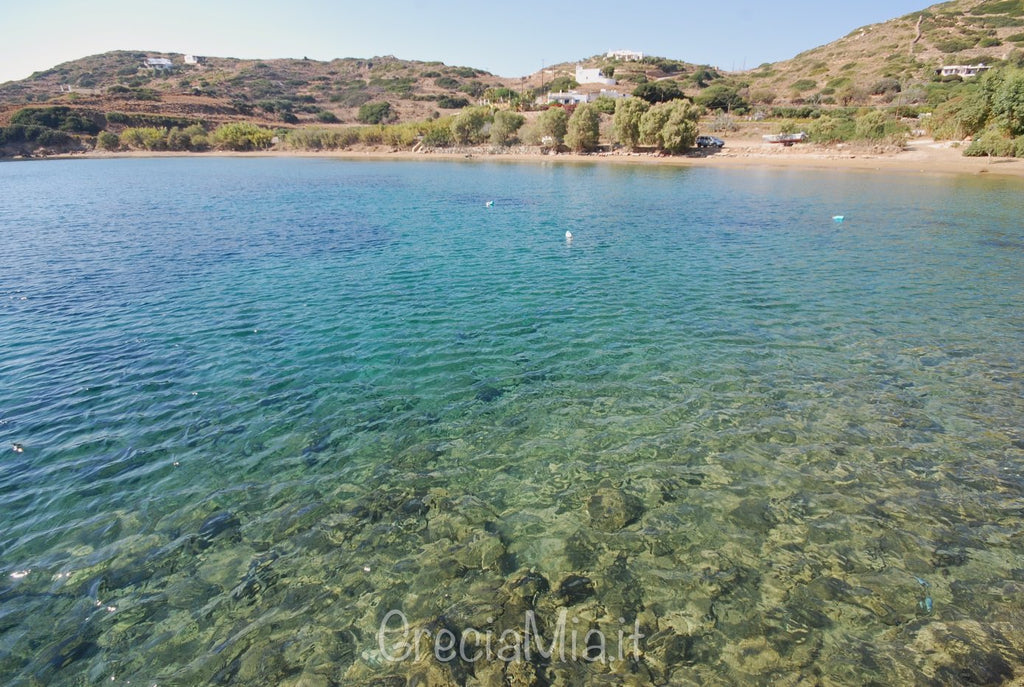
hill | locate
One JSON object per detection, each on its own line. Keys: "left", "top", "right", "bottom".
{"left": 0, "top": 50, "right": 512, "bottom": 127}
{"left": 740, "top": 0, "right": 1024, "bottom": 106}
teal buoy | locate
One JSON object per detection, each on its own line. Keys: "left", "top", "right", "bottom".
{"left": 485, "top": 200, "right": 494, "bottom": 207}
{"left": 833, "top": 215, "right": 845, "bottom": 223}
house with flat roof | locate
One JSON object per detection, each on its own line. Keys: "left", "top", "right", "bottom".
{"left": 575, "top": 64, "right": 616, "bottom": 86}
{"left": 937, "top": 63, "right": 990, "bottom": 78}
{"left": 606, "top": 50, "right": 644, "bottom": 61}
{"left": 145, "top": 57, "right": 174, "bottom": 70}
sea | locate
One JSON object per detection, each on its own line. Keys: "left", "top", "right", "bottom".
{"left": 1, "top": 157, "right": 1023, "bottom": 685}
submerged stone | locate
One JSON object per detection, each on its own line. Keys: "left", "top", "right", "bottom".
{"left": 587, "top": 487, "right": 644, "bottom": 531}
{"left": 558, "top": 574, "right": 595, "bottom": 606}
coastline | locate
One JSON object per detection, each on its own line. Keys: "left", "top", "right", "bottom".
{"left": 27, "top": 137, "right": 1024, "bottom": 179}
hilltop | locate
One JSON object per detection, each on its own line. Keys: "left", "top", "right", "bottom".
{"left": 740, "top": 0, "right": 1024, "bottom": 105}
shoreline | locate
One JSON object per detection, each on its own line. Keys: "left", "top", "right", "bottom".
{"left": 18, "top": 138, "right": 1024, "bottom": 179}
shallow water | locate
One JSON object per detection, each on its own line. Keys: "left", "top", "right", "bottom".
{"left": 1, "top": 158, "right": 1023, "bottom": 685}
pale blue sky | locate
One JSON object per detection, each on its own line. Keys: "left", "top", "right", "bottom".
{"left": 2, "top": 0, "right": 933, "bottom": 83}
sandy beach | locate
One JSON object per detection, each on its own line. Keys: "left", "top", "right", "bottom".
{"left": 56, "top": 136, "right": 1024, "bottom": 179}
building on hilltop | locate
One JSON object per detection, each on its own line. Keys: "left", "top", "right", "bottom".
{"left": 606, "top": 50, "right": 644, "bottom": 61}
{"left": 144, "top": 57, "right": 174, "bottom": 70}
{"left": 937, "top": 63, "right": 991, "bottom": 78}
{"left": 184, "top": 55, "right": 204, "bottom": 65}
{"left": 575, "top": 64, "right": 616, "bottom": 86}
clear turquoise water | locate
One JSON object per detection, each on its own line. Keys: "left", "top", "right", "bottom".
{"left": 1, "top": 158, "right": 1023, "bottom": 685}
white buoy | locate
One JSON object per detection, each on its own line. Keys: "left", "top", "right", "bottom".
{"left": 485, "top": 200, "right": 494, "bottom": 207}
{"left": 565, "top": 230, "right": 573, "bottom": 240}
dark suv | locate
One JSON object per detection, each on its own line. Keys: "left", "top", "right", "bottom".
{"left": 696, "top": 135, "right": 725, "bottom": 148}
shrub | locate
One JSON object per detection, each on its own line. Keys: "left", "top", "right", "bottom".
{"left": 537, "top": 107, "right": 569, "bottom": 145}
{"left": 964, "top": 127, "right": 1016, "bottom": 156}
{"left": 870, "top": 78, "right": 902, "bottom": 96}
{"left": 434, "top": 76, "right": 460, "bottom": 89}
{"left": 808, "top": 115, "right": 855, "bottom": 143}
{"left": 565, "top": 104, "right": 600, "bottom": 152}
{"left": 854, "top": 111, "right": 909, "bottom": 143}
{"left": 450, "top": 106, "right": 491, "bottom": 144}
{"left": 10, "top": 106, "right": 102, "bottom": 134}
{"left": 357, "top": 101, "right": 392, "bottom": 124}
{"left": 790, "top": 79, "right": 818, "bottom": 92}
{"left": 490, "top": 110, "right": 525, "bottom": 146}
{"left": 120, "top": 126, "right": 167, "bottom": 150}
{"left": 929, "top": 91, "right": 991, "bottom": 139}
{"left": 633, "top": 80, "right": 684, "bottom": 104}
{"left": 613, "top": 97, "right": 649, "bottom": 148}
{"left": 694, "top": 84, "right": 749, "bottom": 113}
{"left": 316, "top": 110, "right": 340, "bottom": 123}
{"left": 591, "top": 96, "right": 617, "bottom": 114}
{"left": 96, "top": 131, "right": 120, "bottom": 150}
{"left": 210, "top": 122, "right": 274, "bottom": 151}
{"left": 422, "top": 120, "right": 454, "bottom": 147}
{"left": 437, "top": 96, "right": 470, "bottom": 109}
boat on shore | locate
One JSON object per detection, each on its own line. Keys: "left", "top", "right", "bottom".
{"left": 763, "top": 132, "right": 808, "bottom": 146}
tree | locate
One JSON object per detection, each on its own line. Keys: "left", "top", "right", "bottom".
{"left": 639, "top": 103, "right": 671, "bottom": 147}
{"left": 357, "top": 101, "right": 392, "bottom": 124}
{"left": 546, "top": 76, "right": 578, "bottom": 93}
{"left": 659, "top": 100, "right": 701, "bottom": 153}
{"left": 639, "top": 100, "right": 700, "bottom": 153}
{"left": 450, "top": 106, "right": 490, "bottom": 144}
{"left": 633, "top": 80, "right": 684, "bottom": 104}
{"left": 537, "top": 107, "right": 569, "bottom": 145}
{"left": 613, "top": 97, "right": 649, "bottom": 149}
{"left": 694, "top": 85, "right": 748, "bottom": 113}
{"left": 490, "top": 110, "right": 525, "bottom": 146}
{"left": 992, "top": 68, "right": 1024, "bottom": 136}
{"left": 566, "top": 103, "right": 600, "bottom": 152}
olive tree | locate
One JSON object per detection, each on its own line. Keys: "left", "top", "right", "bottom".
{"left": 613, "top": 97, "right": 649, "bottom": 149}
{"left": 565, "top": 103, "right": 600, "bottom": 152}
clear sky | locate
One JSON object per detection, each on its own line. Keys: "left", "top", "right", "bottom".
{"left": 2, "top": 0, "right": 933, "bottom": 84}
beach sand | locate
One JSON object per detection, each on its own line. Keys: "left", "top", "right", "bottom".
{"left": 57, "top": 136, "right": 1024, "bottom": 178}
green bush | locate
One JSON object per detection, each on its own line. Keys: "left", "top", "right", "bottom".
{"left": 437, "top": 96, "right": 470, "bottom": 109}
{"left": 450, "top": 106, "right": 491, "bottom": 144}
{"left": 790, "top": 79, "right": 818, "bottom": 92}
{"left": 490, "top": 110, "right": 525, "bottom": 146}
{"left": 434, "top": 76, "right": 460, "bottom": 89}
{"left": 210, "top": 122, "right": 274, "bottom": 151}
{"left": 591, "top": 96, "right": 617, "bottom": 115}
{"left": 613, "top": 97, "right": 649, "bottom": 148}
{"left": 870, "top": 78, "right": 902, "bottom": 96}
{"left": 565, "top": 104, "right": 600, "bottom": 152}
{"left": 964, "top": 128, "right": 1016, "bottom": 156}
{"left": 316, "top": 110, "right": 340, "bottom": 123}
{"left": 357, "top": 101, "right": 392, "bottom": 124}
{"left": 96, "top": 131, "right": 120, "bottom": 150}
{"left": 853, "top": 111, "right": 909, "bottom": 143}
{"left": 633, "top": 80, "right": 684, "bottom": 104}
{"left": 10, "top": 106, "right": 102, "bottom": 134}
{"left": 929, "top": 91, "right": 992, "bottom": 139}
{"left": 422, "top": 120, "right": 455, "bottom": 147}
{"left": 120, "top": 126, "right": 167, "bottom": 150}
{"left": 537, "top": 107, "right": 569, "bottom": 145}
{"left": 808, "top": 115, "right": 855, "bottom": 143}
{"left": 694, "top": 84, "right": 749, "bottom": 113}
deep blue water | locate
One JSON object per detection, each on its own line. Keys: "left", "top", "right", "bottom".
{"left": 1, "top": 158, "right": 1023, "bottom": 685}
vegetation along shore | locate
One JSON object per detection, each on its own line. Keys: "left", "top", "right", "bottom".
{"left": 3, "top": 0, "right": 1024, "bottom": 174}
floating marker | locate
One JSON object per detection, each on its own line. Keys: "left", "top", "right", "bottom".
{"left": 833, "top": 215, "right": 845, "bottom": 223}
{"left": 565, "top": 231, "right": 573, "bottom": 240}
{"left": 485, "top": 200, "right": 494, "bottom": 207}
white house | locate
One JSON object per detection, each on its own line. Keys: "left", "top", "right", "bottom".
{"left": 606, "top": 50, "right": 644, "bottom": 61}
{"left": 545, "top": 91, "right": 592, "bottom": 106}
{"left": 145, "top": 57, "right": 174, "bottom": 70}
{"left": 937, "top": 63, "right": 990, "bottom": 78}
{"left": 184, "top": 55, "right": 202, "bottom": 65}
{"left": 575, "top": 64, "right": 616, "bottom": 86}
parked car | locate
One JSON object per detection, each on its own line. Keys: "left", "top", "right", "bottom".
{"left": 696, "top": 135, "right": 725, "bottom": 148}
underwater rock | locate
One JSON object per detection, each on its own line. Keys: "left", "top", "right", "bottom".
{"left": 196, "top": 511, "right": 241, "bottom": 549}
{"left": 565, "top": 529, "right": 601, "bottom": 570}
{"left": 587, "top": 488, "right": 643, "bottom": 531}
{"left": 557, "top": 575, "right": 595, "bottom": 606}
{"left": 601, "top": 554, "right": 644, "bottom": 623}
{"left": 727, "top": 498, "right": 778, "bottom": 534}
{"left": 908, "top": 620, "right": 1019, "bottom": 685}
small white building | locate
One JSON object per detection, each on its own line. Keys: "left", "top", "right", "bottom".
{"left": 575, "top": 64, "right": 616, "bottom": 86}
{"left": 545, "top": 91, "right": 592, "bottom": 106}
{"left": 184, "top": 55, "right": 202, "bottom": 65}
{"left": 606, "top": 50, "right": 644, "bottom": 61}
{"left": 937, "top": 63, "right": 990, "bottom": 78}
{"left": 145, "top": 57, "right": 174, "bottom": 70}
{"left": 598, "top": 89, "right": 628, "bottom": 100}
